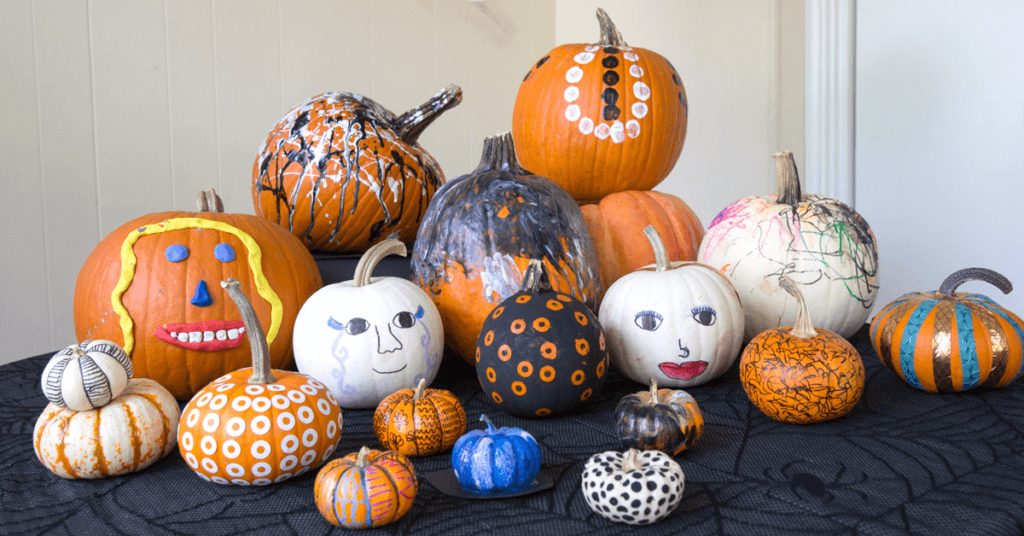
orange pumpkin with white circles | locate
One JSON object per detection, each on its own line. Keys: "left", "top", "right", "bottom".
{"left": 178, "top": 279, "right": 342, "bottom": 485}
{"left": 512, "top": 8, "right": 688, "bottom": 203}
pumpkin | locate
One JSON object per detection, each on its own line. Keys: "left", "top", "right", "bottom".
{"left": 373, "top": 378, "right": 466, "bottom": 457}
{"left": 870, "top": 268, "right": 1024, "bottom": 393}
{"left": 601, "top": 226, "right": 744, "bottom": 387}
{"left": 34, "top": 378, "right": 179, "bottom": 479}
{"left": 697, "top": 151, "right": 880, "bottom": 341}
{"left": 177, "top": 278, "right": 342, "bottom": 485}
{"left": 411, "top": 132, "right": 603, "bottom": 363}
{"left": 252, "top": 86, "right": 462, "bottom": 252}
{"left": 580, "top": 190, "right": 704, "bottom": 290}
{"left": 581, "top": 448, "right": 684, "bottom": 525}
{"left": 293, "top": 239, "right": 444, "bottom": 408}
{"left": 476, "top": 259, "right": 609, "bottom": 417}
{"left": 74, "top": 189, "right": 322, "bottom": 400}
{"left": 512, "top": 8, "right": 688, "bottom": 203}
{"left": 451, "top": 414, "right": 542, "bottom": 495}
{"left": 41, "top": 340, "right": 133, "bottom": 411}
{"left": 314, "top": 446, "right": 418, "bottom": 529}
{"left": 739, "top": 276, "right": 865, "bottom": 424}
{"left": 615, "top": 378, "right": 703, "bottom": 456}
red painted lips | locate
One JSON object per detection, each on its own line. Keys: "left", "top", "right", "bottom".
{"left": 155, "top": 320, "right": 246, "bottom": 351}
{"left": 658, "top": 361, "right": 708, "bottom": 380}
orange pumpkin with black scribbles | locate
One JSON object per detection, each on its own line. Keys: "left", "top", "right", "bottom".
{"left": 739, "top": 276, "right": 865, "bottom": 424}
{"left": 373, "top": 378, "right": 466, "bottom": 457}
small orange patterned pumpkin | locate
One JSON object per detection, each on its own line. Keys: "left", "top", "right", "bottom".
{"left": 373, "top": 378, "right": 466, "bottom": 457}
{"left": 314, "top": 446, "right": 418, "bottom": 529}
{"left": 739, "top": 276, "right": 865, "bottom": 424}
{"left": 178, "top": 279, "right": 342, "bottom": 485}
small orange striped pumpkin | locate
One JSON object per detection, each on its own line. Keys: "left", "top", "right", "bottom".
{"left": 373, "top": 378, "right": 466, "bottom": 457}
{"left": 34, "top": 378, "right": 180, "bottom": 479}
{"left": 870, "top": 268, "right": 1024, "bottom": 393}
{"left": 314, "top": 446, "right": 418, "bottom": 529}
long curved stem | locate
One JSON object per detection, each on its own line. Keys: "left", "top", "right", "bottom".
{"left": 596, "top": 8, "right": 627, "bottom": 47}
{"left": 394, "top": 85, "right": 463, "bottom": 143}
{"left": 221, "top": 278, "right": 276, "bottom": 384}
{"left": 779, "top": 276, "right": 818, "bottom": 339}
{"left": 773, "top": 152, "right": 802, "bottom": 207}
{"left": 938, "top": 267, "right": 1013, "bottom": 296}
{"left": 352, "top": 239, "right": 406, "bottom": 287}
{"left": 642, "top": 225, "right": 671, "bottom": 271}
{"left": 412, "top": 378, "right": 426, "bottom": 402}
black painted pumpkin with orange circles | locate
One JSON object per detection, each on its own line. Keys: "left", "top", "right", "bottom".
{"left": 476, "top": 260, "right": 609, "bottom": 418}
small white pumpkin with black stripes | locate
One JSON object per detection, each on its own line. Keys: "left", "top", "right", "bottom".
{"left": 581, "top": 448, "right": 685, "bottom": 525}
{"left": 41, "top": 340, "right": 133, "bottom": 411}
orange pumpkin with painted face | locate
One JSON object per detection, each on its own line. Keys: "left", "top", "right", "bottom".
{"left": 73, "top": 190, "right": 322, "bottom": 400}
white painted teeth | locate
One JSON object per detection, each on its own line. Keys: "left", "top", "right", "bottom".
{"left": 189, "top": 332, "right": 202, "bottom": 343}
{"left": 203, "top": 331, "right": 214, "bottom": 342}
{"left": 170, "top": 332, "right": 177, "bottom": 338}
{"left": 167, "top": 326, "right": 244, "bottom": 343}
{"left": 228, "top": 329, "right": 239, "bottom": 340}
{"left": 239, "top": 327, "right": 245, "bottom": 334}
{"left": 216, "top": 330, "right": 227, "bottom": 340}
{"left": 177, "top": 333, "right": 189, "bottom": 342}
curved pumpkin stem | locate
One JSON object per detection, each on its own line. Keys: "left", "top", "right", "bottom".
{"left": 394, "top": 85, "right": 463, "bottom": 143}
{"left": 779, "top": 276, "right": 818, "bottom": 339}
{"left": 773, "top": 152, "right": 802, "bottom": 207}
{"left": 520, "top": 259, "right": 553, "bottom": 294}
{"left": 938, "top": 267, "right": 1013, "bottom": 297}
{"left": 596, "top": 8, "right": 628, "bottom": 47}
{"left": 479, "top": 413, "right": 496, "bottom": 432}
{"left": 642, "top": 225, "right": 671, "bottom": 271}
{"left": 621, "top": 448, "right": 642, "bottom": 472}
{"left": 196, "top": 188, "right": 225, "bottom": 213}
{"left": 352, "top": 239, "right": 406, "bottom": 287}
{"left": 221, "top": 278, "right": 277, "bottom": 384}
{"left": 412, "top": 377, "right": 427, "bottom": 402}
{"left": 472, "top": 132, "right": 529, "bottom": 176}
{"left": 355, "top": 446, "right": 372, "bottom": 468}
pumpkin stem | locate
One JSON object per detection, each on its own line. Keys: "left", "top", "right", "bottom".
{"left": 938, "top": 267, "right": 1013, "bottom": 297}
{"left": 221, "top": 278, "right": 277, "bottom": 384}
{"left": 520, "top": 259, "right": 553, "bottom": 294}
{"left": 196, "top": 189, "right": 224, "bottom": 213}
{"left": 642, "top": 225, "right": 671, "bottom": 271}
{"left": 596, "top": 8, "right": 628, "bottom": 47}
{"left": 394, "top": 84, "right": 463, "bottom": 143}
{"left": 621, "top": 448, "right": 642, "bottom": 472}
{"left": 412, "top": 378, "right": 427, "bottom": 402}
{"left": 648, "top": 378, "right": 659, "bottom": 404}
{"left": 779, "top": 276, "right": 818, "bottom": 339}
{"left": 356, "top": 446, "right": 372, "bottom": 468}
{"left": 773, "top": 152, "right": 802, "bottom": 207}
{"left": 352, "top": 239, "right": 406, "bottom": 287}
{"left": 479, "top": 413, "right": 496, "bottom": 432}
{"left": 472, "top": 131, "right": 529, "bottom": 176}
{"left": 71, "top": 346, "right": 86, "bottom": 358}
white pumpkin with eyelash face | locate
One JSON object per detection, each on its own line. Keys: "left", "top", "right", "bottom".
{"left": 293, "top": 240, "right": 443, "bottom": 409}
{"left": 600, "top": 227, "right": 744, "bottom": 388}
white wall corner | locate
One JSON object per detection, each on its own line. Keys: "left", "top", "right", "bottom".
{"left": 804, "top": 0, "right": 855, "bottom": 206}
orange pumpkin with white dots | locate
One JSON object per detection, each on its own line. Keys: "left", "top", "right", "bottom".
{"left": 513, "top": 8, "right": 688, "bottom": 203}
{"left": 178, "top": 279, "right": 342, "bottom": 486}
{"left": 74, "top": 189, "right": 322, "bottom": 400}
{"left": 373, "top": 378, "right": 466, "bottom": 457}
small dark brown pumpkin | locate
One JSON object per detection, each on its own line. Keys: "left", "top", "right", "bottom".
{"left": 615, "top": 378, "right": 703, "bottom": 456}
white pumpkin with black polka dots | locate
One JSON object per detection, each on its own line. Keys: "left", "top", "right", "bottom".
{"left": 581, "top": 448, "right": 684, "bottom": 525}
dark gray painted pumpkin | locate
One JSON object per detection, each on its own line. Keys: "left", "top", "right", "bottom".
{"left": 615, "top": 379, "right": 703, "bottom": 455}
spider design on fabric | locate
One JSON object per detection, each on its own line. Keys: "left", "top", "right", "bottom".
{"left": 762, "top": 461, "right": 869, "bottom": 504}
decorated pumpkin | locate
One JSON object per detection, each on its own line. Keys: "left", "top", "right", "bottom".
{"left": 739, "top": 276, "right": 865, "bottom": 424}
{"left": 870, "top": 268, "right": 1024, "bottom": 393}
{"left": 451, "top": 414, "right": 541, "bottom": 495}
{"left": 615, "top": 379, "right": 703, "bottom": 456}
{"left": 314, "top": 446, "right": 418, "bottom": 529}
{"left": 601, "top": 226, "right": 743, "bottom": 387}
{"left": 512, "top": 8, "right": 688, "bottom": 203}
{"left": 698, "top": 151, "right": 880, "bottom": 341}
{"left": 74, "top": 189, "right": 322, "bottom": 400}
{"left": 581, "top": 448, "right": 684, "bottom": 525}
{"left": 41, "top": 340, "right": 133, "bottom": 411}
{"left": 373, "top": 378, "right": 466, "bottom": 457}
{"left": 34, "top": 378, "right": 179, "bottom": 479}
{"left": 178, "top": 279, "right": 342, "bottom": 485}
{"left": 252, "top": 85, "right": 462, "bottom": 252}
{"left": 411, "top": 132, "right": 603, "bottom": 363}
{"left": 580, "top": 190, "right": 704, "bottom": 289}
{"left": 476, "top": 259, "right": 609, "bottom": 417}
{"left": 293, "top": 239, "right": 443, "bottom": 408}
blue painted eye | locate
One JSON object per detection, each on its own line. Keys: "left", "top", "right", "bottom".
{"left": 692, "top": 306, "right": 717, "bottom": 326}
{"left": 165, "top": 245, "right": 188, "bottom": 262}
{"left": 634, "top": 310, "right": 663, "bottom": 331}
{"left": 214, "top": 243, "right": 235, "bottom": 262}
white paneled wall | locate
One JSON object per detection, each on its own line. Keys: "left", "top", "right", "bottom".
{"left": 0, "top": 0, "right": 555, "bottom": 363}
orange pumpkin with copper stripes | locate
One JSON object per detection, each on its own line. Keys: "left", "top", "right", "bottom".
{"left": 314, "top": 446, "right": 418, "bottom": 529}
{"left": 870, "top": 268, "right": 1024, "bottom": 393}
{"left": 34, "top": 378, "right": 180, "bottom": 479}
{"left": 512, "top": 8, "right": 687, "bottom": 203}
{"left": 373, "top": 378, "right": 466, "bottom": 457}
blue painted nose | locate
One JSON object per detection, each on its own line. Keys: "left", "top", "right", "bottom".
{"left": 191, "top": 280, "right": 213, "bottom": 307}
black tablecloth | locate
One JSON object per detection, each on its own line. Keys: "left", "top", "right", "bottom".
{"left": 3, "top": 327, "right": 1024, "bottom": 535}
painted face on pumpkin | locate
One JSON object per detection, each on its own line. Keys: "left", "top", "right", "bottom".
{"left": 633, "top": 304, "right": 719, "bottom": 381}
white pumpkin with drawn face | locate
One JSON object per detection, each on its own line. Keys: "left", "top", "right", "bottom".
{"left": 293, "top": 240, "right": 443, "bottom": 408}
{"left": 600, "top": 227, "right": 744, "bottom": 388}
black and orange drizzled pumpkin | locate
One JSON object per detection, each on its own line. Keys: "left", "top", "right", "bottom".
{"left": 475, "top": 260, "right": 609, "bottom": 418}
{"left": 252, "top": 86, "right": 462, "bottom": 252}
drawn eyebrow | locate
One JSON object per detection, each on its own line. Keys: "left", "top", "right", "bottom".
{"left": 414, "top": 305, "right": 425, "bottom": 318}
{"left": 327, "top": 317, "right": 346, "bottom": 331}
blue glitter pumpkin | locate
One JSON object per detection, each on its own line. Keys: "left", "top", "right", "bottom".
{"left": 451, "top": 414, "right": 541, "bottom": 495}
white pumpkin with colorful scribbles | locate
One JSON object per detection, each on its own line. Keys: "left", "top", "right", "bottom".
{"left": 697, "top": 152, "right": 880, "bottom": 341}
{"left": 293, "top": 239, "right": 444, "bottom": 409}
